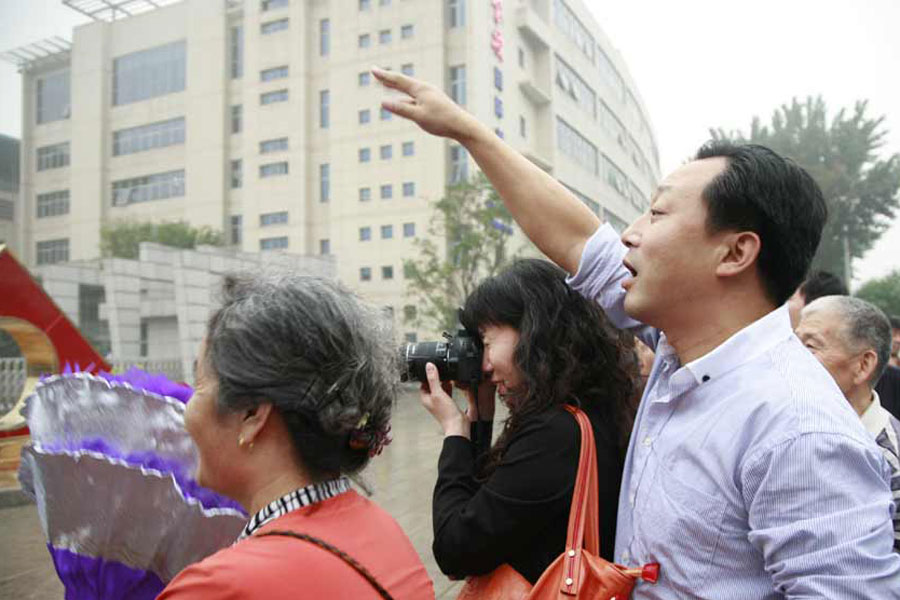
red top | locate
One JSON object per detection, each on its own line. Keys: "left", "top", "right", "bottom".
{"left": 157, "top": 490, "right": 434, "bottom": 599}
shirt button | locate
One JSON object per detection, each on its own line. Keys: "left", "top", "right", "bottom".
{"left": 629, "top": 492, "right": 635, "bottom": 505}
{"left": 622, "top": 551, "right": 630, "bottom": 562}
{"left": 642, "top": 436, "right": 652, "bottom": 447}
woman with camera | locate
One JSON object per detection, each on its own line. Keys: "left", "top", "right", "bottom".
{"left": 419, "top": 259, "right": 637, "bottom": 585}
{"left": 158, "top": 273, "right": 434, "bottom": 599}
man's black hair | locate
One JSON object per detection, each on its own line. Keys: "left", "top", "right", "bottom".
{"left": 799, "top": 270, "right": 848, "bottom": 303}
{"left": 695, "top": 141, "right": 828, "bottom": 306}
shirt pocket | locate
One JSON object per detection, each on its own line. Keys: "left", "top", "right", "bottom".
{"left": 637, "top": 466, "right": 728, "bottom": 590}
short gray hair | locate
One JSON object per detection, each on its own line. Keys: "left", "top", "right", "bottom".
{"left": 205, "top": 271, "right": 398, "bottom": 479}
{"left": 805, "top": 295, "right": 893, "bottom": 385}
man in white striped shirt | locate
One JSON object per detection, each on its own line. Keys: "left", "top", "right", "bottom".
{"left": 374, "top": 68, "right": 900, "bottom": 598}
{"left": 797, "top": 295, "right": 900, "bottom": 551}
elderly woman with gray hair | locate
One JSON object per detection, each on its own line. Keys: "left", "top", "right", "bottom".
{"left": 158, "top": 273, "right": 434, "bottom": 599}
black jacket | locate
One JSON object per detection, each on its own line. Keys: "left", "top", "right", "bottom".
{"left": 432, "top": 404, "right": 623, "bottom": 584}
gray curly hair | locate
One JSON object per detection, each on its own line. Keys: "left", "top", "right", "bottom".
{"left": 204, "top": 271, "right": 398, "bottom": 479}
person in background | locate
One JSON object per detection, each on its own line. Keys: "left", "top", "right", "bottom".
{"left": 158, "top": 273, "right": 434, "bottom": 599}
{"left": 419, "top": 259, "right": 636, "bottom": 583}
{"left": 786, "top": 270, "right": 849, "bottom": 328}
{"left": 373, "top": 66, "right": 900, "bottom": 598}
{"left": 876, "top": 315, "right": 900, "bottom": 420}
{"left": 796, "top": 295, "right": 900, "bottom": 551}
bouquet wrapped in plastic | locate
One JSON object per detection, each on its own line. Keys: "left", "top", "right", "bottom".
{"left": 18, "top": 367, "right": 246, "bottom": 600}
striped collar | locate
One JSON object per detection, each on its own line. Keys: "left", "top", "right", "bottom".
{"left": 239, "top": 476, "right": 353, "bottom": 540}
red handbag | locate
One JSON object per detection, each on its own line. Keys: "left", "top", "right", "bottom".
{"left": 456, "top": 405, "right": 659, "bottom": 600}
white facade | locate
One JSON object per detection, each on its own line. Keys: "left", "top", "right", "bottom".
{"left": 18, "top": 0, "right": 660, "bottom": 342}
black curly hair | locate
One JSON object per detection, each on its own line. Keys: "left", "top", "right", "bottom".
{"left": 459, "top": 259, "right": 637, "bottom": 477}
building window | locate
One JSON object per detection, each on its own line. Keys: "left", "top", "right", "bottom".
{"left": 382, "top": 265, "right": 394, "bottom": 280}
{"left": 359, "top": 71, "right": 371, "bottom": 86}
{"left": 36, "top": 190, "right": 70, "bottom": 218}
{"left": 231, "top": 105, "right": 242, "bottom": 133}
{"left": 494, "top": 96, "right": 504, "bottom": 118}
{"left": 359, "top": 0, "right": 371, "bottom": 9}
{"left": 450, "top": 145, "right": 468, "bottom": 184}
{"left": 261, "top": 89, "right": 289, "bottom": 105}
{"left": 260, "top": 162, "right": 289, "bottom": 177}
{"left": 260, "top": 137, "right": 289, "bottom": 153}
{"left": 261, "top": 65, "right": 289, "bottom": 81}
{"left": 448, "top": 0, "right": 465, "bottom": 27}
{"left": 402, "top": 181, "right": 415, "bottom": 197}
{"left": 359, "top": 34, "right": 371, "bottom": 48}
{"left": 261, "top": 0, "right": 289, "bottom": 11}
{"left": 359, "top": 148, "right": 371, "bottom": 163}
{"left": 401, "top": 63, "right": 414, "bottom": 76}
{"left": 360, "top": 267, "right": 371, "bottom": 281}
{"left": 113, "top": 40, "right": 186, "bottom": 106}
{"left": 230, "top": 159, "right": 242, "bottom": 189}
{"left": 359, "top": 109, "right": 371, "bottom": 124}
{"left": 359, "top": 226, "right": 371, "bottom": 241}
{"left": 35, "top": 69, "right": 70, "bottom": 124}
{"left": 359, "top": 187, "right": 371, "bottom": 202}
{"left": 380, "top": 0, "right": 391, "bottom": 5}
{"left": 518, "top": 46, "right": 525, "bottom": 68}
{"left": 557, "top": 117, "right": 598, "bottom": 174}
{"left": 320, "top": 90, "right": 330, "bottom": 128}
{"left": 380, "top": 184, "right": 393, "bottom": 199}
{"left": 553, "top": 0, "right": 595, "bottom": 63}
{"left": 260, "top": 211, "right": 289, "bottom": 226}
{"left": 380, "top": 107, "right": 392, "bottom": 121}
{"left": 320, "top": 163, "right": 330, "bottom": 202}
{"left": 380, "top": 145, "right": 392, "bottom": 160}
{"left": 555, "top": 54, "right": 596, "bottom": 118}
{"left": 403, "top": 305, "right": 417, "bottom": 321}
{"left": 260, "top": 236, "right": 289, "bottom": 250}
{"left": 230, "top": 26, "right": 244, "bottom": 79}
{"left": 112, "top": 169, "right": 185, "bottom": 206}
{"left": 320, "top": 18, "right": 330, "bottom": 56}
{"left": 404, "top": 332, "right": 417, "bottom": 343}
{"left": 494, "top": 66, "right": 503, "bottom": 91}
{"left": 261, "top": 18, "right": 289, "bottom": 35}
{"left": 113, "top": 117, "right": 185, "bottom": 156}
{"left": 402, "top": 141, "right": 415, "bottom": 156}
{"left": 319, "top": 239, "right": 330, "bottom": 255}
{"left": 519, "top": 115, "right": 526, "bottom": 138}
{"left": 36, "top": 239, "right": 69, "bottom": 265}
{"left": 379, "top": 29, "right": 392, "bottom": 44}
{"left": 36, "top": 142, "right": 70, "bottom": 171}
{"left": 401, "top": 24, "right": 414, "bottom": 39}
{"left": 403, "top": 222, "right": 415, "bottom": 237}
{"left": 381, "top": 224, "right": 393, "bottom": 239}
{"left": 449, "top": 65, "right": 466, "bottom": 105}
{"left": 230, "top": 215, "right": 242, "bottom": 245}
{"left": 0, "top": 199, "right": 12, "bottom": 221}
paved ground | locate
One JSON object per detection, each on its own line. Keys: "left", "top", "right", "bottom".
{"left": 0, "top": 388, "right": 499, "bottom": 598}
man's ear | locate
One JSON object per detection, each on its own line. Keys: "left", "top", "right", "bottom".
{"left": 854, "top": 349, "right": 879, "bottom": 387}
{"left": 241, "top": 402, "right": 274, "bottom": 445}
{"left": 715, "top": 231, "right": 761, "bottom": 278}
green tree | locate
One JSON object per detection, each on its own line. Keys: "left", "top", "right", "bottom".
{"left": 856, "top": 270, "right": 900, "bottom": 318}
{"left": 711, "top": 96, "right": 900, "bottom": 281}
{"left": 100, "top": 221, "right": 224, "bottom": 259}
{"left": 403, "top": 173, "right": 519, "bottom": 333}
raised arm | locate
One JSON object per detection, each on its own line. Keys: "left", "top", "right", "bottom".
{"left": 373, "top": 67, "right": 599, "bottom": 275}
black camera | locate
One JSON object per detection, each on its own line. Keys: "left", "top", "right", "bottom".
{"left": 400, "top": 330, "right": 482, "bottom": 386}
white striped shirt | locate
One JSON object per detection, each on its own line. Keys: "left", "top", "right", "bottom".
{"left": 239, "top": 477, "right": 352, "bottom": 539}
{"left": 568, "top": 224, "right": 900, "bottom": 599}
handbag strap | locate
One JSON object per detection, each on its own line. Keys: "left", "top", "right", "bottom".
{"left": 560, "top": 405, "right": 601, "bottom": 594}
{"left": 258, "top": 530, "right": 395, "bottom": 600}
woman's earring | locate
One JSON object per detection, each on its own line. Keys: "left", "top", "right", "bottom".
{"left": 238, "top": 436, "right": 245, "bottom": 448}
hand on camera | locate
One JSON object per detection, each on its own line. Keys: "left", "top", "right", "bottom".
{"left": 456, "top": 380, "right": 496, "bottom": 422}
{"left": 372, "top": 67, "right": 483, "bottom": 143}
{"left": 419, "top": 363, "right": 470, "bottom": 439}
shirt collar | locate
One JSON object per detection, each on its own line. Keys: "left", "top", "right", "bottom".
{"left": 681, "top": 304, "right": 794, "bottom": 386}
{"left": 859, "top": 391, "right": 889, "bottom": 437}
{"left": 239, "top": 476, "right": 352, "bottom": 540}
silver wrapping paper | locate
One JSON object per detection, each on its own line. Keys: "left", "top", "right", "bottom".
{"left": 20, "top": 446, "right": 245, "bottom": 582}
{"left": 24, "top": 374, "right": 197, "bottom": 469}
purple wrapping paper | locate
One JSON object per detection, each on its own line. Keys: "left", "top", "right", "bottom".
{"left": 49, "top": 546, "right": 165, "bottom": 600}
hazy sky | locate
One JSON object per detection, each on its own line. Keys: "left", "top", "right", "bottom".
{"left": 1, "top": 0, "right": 897, "bottom": 285}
